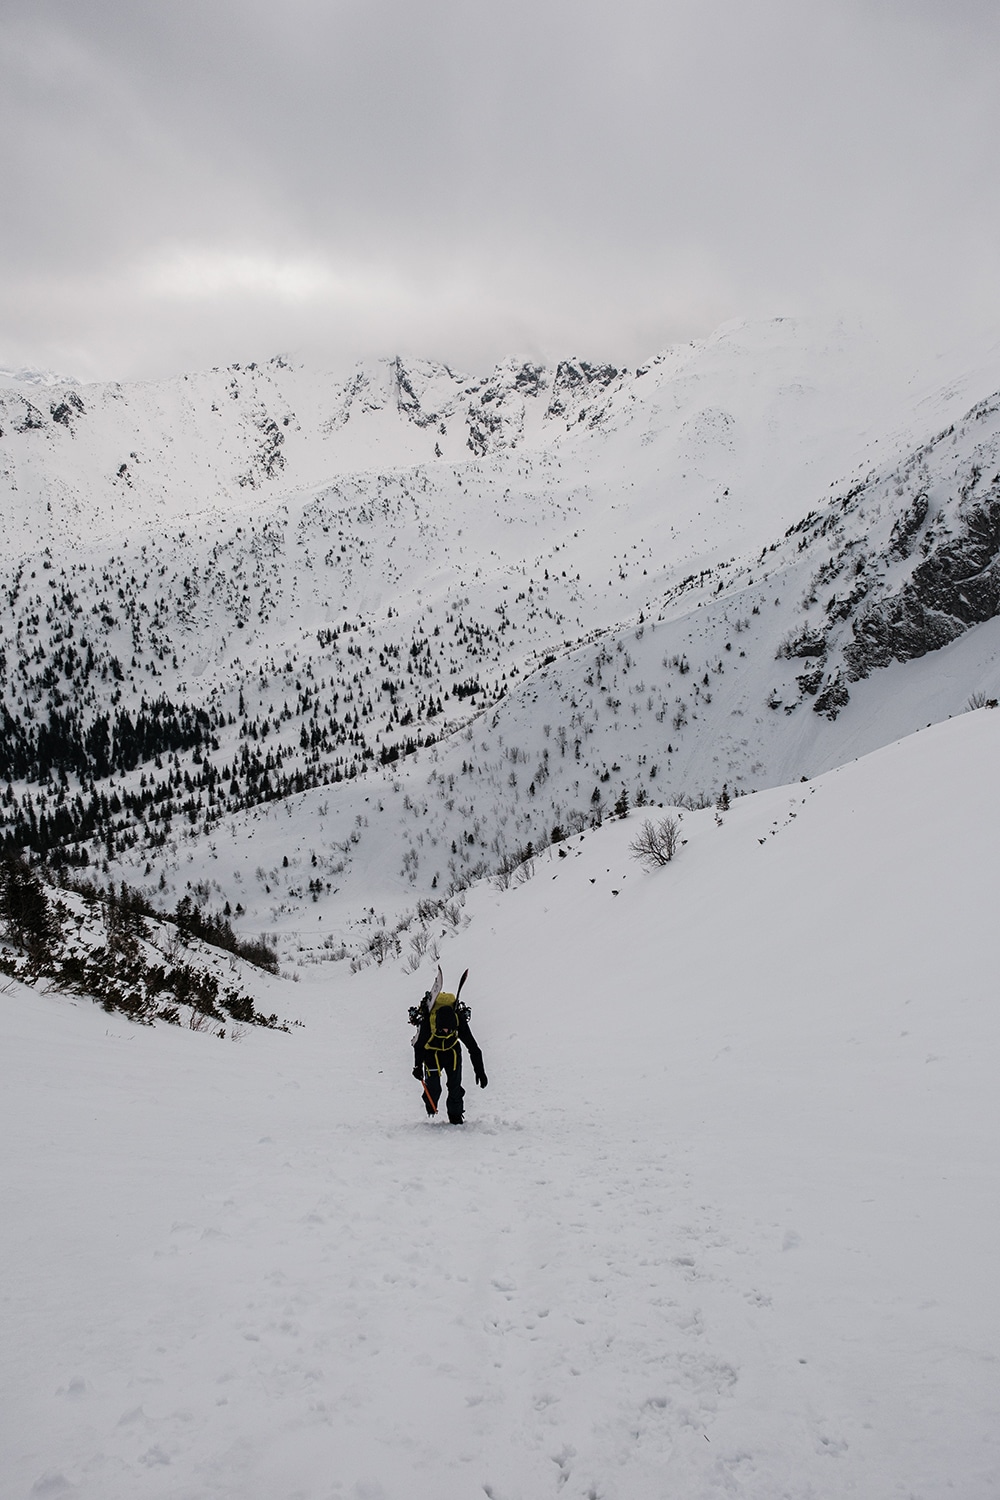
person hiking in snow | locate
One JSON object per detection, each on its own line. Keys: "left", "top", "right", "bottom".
{"left": 411, "top": 968, "right": 487, "bottom": 1125}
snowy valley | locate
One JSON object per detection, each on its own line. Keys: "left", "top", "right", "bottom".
{"left": 3, "top": 317, "right": 1000, "bottom": 961}
{"left": 2, "top": 316, "right": 1000, "bottom": 1499}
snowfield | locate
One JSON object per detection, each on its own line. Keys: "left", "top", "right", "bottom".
{"left": 3, "top": 708, "right": 999, "bottom": 1499}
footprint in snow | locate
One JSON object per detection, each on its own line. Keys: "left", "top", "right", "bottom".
{"left": 30, "top": 1473, "right": 74, "bottom": 1497}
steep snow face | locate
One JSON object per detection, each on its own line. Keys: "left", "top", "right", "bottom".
{"left": 3, "top": 710, "right": 999, "bottom": 1499}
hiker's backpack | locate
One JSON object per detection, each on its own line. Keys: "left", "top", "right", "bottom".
{"left": 407, "top": 972, "right": 472, "bottom": 1045}
{"left": 427, "top": 992, "right": 461, "bottom": 1052}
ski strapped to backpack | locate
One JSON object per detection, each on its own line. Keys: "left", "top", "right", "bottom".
{"left": 408, "top": 967, "right": 472, "bottom": 1034}
{"left": 410, "top": 968, "right": 473, "bottom": 1086}
{"left": 425, "top": 971, "right": 472, "bottom": 1054}
{"left": 430, "top": 966, "right": 470, "bottom": 1048}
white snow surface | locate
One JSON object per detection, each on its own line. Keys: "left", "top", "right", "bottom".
{"left": 3, "top": 708, "right": 999, "bottom": 1499}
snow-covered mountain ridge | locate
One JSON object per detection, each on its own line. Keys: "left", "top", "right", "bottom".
{"left": 3, "top": 316, "right": 1000, "bottom": 954}
{"left": 0, "top": 315, "right": 970, "bottom": 555}
{"left": 0, "top": 347, "right": 635, "bottom": 552}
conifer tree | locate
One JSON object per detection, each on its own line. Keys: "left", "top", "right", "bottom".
{"left": 0, "top": 853, "right": 58, "bottom": 969}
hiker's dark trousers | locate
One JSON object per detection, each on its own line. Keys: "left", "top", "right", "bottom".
{"left": 423, "top": 1046, "right": 465, "bottom": 1122}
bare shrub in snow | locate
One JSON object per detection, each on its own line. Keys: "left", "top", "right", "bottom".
{"left": 492, "top": 849, "right": 525, "bottom": 890}
{"left": 673, "top": 790, "right": 712, "bottom": 810}
{"left": 629, "top": 816, "right": 681, "bottom": 868}
{"left": 409, "top": 928, "right": 431, "bottom": 958}
{"left": 370, "top": 930, "right": 401, "bottom": 966}
{"left": 368, "top": 929, "right": 398, "bottom": 964}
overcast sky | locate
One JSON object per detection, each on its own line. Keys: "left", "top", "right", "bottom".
{"left": 2, "top": 0, "right": 998, "bottom": 381}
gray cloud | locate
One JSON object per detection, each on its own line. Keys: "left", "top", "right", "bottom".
{"left": 2, "top": 0, "right": 999, "bottom": 379}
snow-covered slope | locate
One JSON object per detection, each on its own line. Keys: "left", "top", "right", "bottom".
{"left": 4, "top": 316, "right": 1000, "bottom": 956}
{"left": 4, "top": 709, "right": 999, "bottom": 1498}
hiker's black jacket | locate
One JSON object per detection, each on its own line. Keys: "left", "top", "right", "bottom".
{"left": 413, "top": 1009, "right": 485, "bottom": 1080}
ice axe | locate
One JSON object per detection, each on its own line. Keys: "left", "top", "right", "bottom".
{"left": 420, "top": 1077, "right": 438, "bottom": 1115}
{"left": 456, "top": 967, "right": 469, "bottom": 1002}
